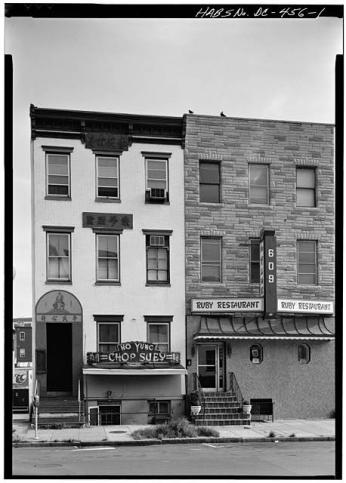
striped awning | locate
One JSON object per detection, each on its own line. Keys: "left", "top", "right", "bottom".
{"left": 193, "top": 316, "right": 334, "bottom": 341}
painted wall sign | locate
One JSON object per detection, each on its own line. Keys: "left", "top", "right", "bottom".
{"left": 277, "top": 299, "right": 334, "bottom": 314}
{"left": 13, "top": 370, "right": 28, "bottom": 386}
{"left": 82, "top": 212, "right": 133, "bottom": 230}
{"left": 261, "top": 229, "right": 277, "bottom": 317}
{"left": 36, "top": 290, "right": 82, "bottom": 322}
{"left": 191, "top": 298, "right": 264, "bottom": 313}
{"left": 87, "top": 341, "right": 180, "bottom": 365}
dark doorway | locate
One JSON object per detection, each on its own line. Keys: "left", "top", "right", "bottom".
{"left": 47, "top": 323, "right": 72, "bottom": 392}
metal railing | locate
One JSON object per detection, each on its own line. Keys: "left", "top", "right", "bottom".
{"left": 78, "top": 379, "right": 81, "bottom": 422}
{"left": 229, "top": 372, "right": 244, "bottom": 405}
{"left": 191, "top": 373, "right": 206, "bottom": 419}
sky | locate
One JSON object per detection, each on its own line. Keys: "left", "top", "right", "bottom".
{"left": 5, "top": 14, "right": 342, "bottom": 318}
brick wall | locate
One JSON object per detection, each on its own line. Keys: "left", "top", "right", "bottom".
{"left": 184, "top": 115, "right": 334, "bottom": 309}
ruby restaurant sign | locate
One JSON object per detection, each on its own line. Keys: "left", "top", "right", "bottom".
{"left": 191, "top": 298, "right": 264, "bottom": 313}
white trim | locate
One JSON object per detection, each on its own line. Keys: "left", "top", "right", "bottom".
{"left": 83, "top": 367, "right": 187, "bottom": 375}
{"left": 194, "top": 335, "right": 334, "bottom": 341}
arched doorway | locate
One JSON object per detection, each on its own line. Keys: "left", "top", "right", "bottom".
{"left": 35, "top": 290, "right": 83, "bottom": 397}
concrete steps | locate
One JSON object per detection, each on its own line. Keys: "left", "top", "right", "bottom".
{"left": 195, "top": 392, "right": 250, "bottom": 426}
{"left": 37, "top": 398, "right": 84, "bottom": 428}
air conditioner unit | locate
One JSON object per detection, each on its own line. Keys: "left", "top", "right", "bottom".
{"left": 149, "top": 188, "right": 166, "bottom": 200}
{"left": 149, "top": 235, "right": 165, "bottom": 247}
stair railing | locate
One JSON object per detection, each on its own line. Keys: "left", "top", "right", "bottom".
{"left": 229, "top": 372, "right": 244, "bottom": 405}
{"left": 33, "top": 379, "right": 39, "bottom": 439}
{"left": 192, "top": 372, "right": 206, "bottom": 419}
{"left": 78, "top": 378, "right": 81, "bottom": 423}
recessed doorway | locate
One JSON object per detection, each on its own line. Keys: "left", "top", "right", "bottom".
{"left": 46, "top": 323, "right": 72, "bottom": 393}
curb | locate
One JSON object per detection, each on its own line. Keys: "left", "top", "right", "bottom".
{"left": 13, "top": 435, "right": 335, "bottom": 448}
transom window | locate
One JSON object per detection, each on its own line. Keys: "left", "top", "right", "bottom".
{"left": 96, "top": 234, "right": 119, "bottom": 282}
{"left": 249, "top": 164, "right": 269, "bottom": 204}
{"left": 201, "top": 237, "right": 222, "bottom": 282}
{"left": 200, "top": 162, "right": 220, "bottom": 203}
{"left": 147, "top": 323, "right": 170, "bottom": 352}
{"left": 47, "top": 233, "right": 71, "bottom": 281}
{"left": 298, "top": 343, "right": 311, "bottom": 364}
{"left": 46, "top": 153, "right": 70, "bottom": 197}
{"left": 249, "top": 239, "right": 260, "bottom": 283}
{"left": 96, "top": 156, "right": 119, "bottom": 198}
{"left": 97, "top": 323, "right": 120, "bottom": 353}
{"left": 296, "top": 168, "right": 316, "bottom": 207}
{"left": 297, "top": 240, "right": 317, "bottom": 285}
{"left": 146, "top": 234, "right": 169, "bottom": 283}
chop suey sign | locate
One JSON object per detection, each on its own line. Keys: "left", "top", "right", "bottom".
{"left": 87, "top": 341, "right": 180, "bottom": 365}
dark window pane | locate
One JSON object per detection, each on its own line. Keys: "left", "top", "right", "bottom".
{"left": 249, "top": 186, "right": 268, "bottom": 204}
{"left": 99, "top": 324, "right": 118, "bottom": 343}
{"left": 200, "top": 163, "right": 220, "bottom": 183}
{"left": 298, "top": 273, "right": 316, "bottom": 285}
{"left": 200, "top": 184, "right": 220, "bottom": 203}
{"left": 250, "top": 240, "right": 260, "bottom": 260}
{"left": 299, "top": 241, "right": 316, "bottom": 252}
{"left": 250, "top": 263, "right": 260, "bottom": 283}
{"left": 48, "top": 184, "right": 69, "bottom": 195}
{"left": 48, "top": 155, "right": 68, "bottom": 175}
{"left": 98, "top": 187, "right": 118, "bottom": 197}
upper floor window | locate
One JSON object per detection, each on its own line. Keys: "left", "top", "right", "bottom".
{"left": 297, "top": 240, "right": 317, "bottom": 285}
{"left": 96, "top": 156, "right": 119, "bottom": 199}
{"left": 97, "top": 322, "right": 120, "bottom": 352}
{"left": 46, "top": 153, "right": 70, "bottom": 197}
{"left": 201, "top": 237, "right": 222, "bottom": 282}
{"left": 145, "top": 233, "right": 170, "bottom": 284}
{"left": 296, "top": 168, "right": 316, "bottom": 207}
{"left": 19, "top": 348, "right": 25, "bottom": 358}
{"left": 249, "top": 164, "right": 269, "bottom": 205}
{"left": 47, "top": 232, "right": 71, "bottom": 281}
{"left": 147, "top": 322, "right": 170, "bottom": 352}
{"left": 96, "top": 234, "right": 120, "bottom": 282}
{"left": 19, "top": 331, "right": 25, "bottom": 341}
{"left": 199, "top": 162, "right": 220, "bottom": 203}
{"left": 144, "top": 155, "right": 169, "bottom": 202}
{"left": 249, "top": 238, "right": 260, "bottom": 283}
{"left": 298, "top": 343, "right": 310, "bottom": 364}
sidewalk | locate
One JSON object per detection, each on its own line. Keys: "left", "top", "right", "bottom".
{"left": 13, "top": 419, "right": 335, "bottom": 447}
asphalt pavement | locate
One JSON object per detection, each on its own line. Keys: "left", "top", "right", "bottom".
{"left": 12, "top": 441, "right": 336, "bottom": 476}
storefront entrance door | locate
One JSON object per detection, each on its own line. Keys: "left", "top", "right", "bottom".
{"left": 46, "top": 323, "right": 72, "bottom": 393}
{"left": 197, "top": 344, "right": 224, "bottom": 392}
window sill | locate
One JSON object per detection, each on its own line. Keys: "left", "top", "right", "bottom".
{"left": 146, "top": 283, "right": 171, "bottom": 287}
{"left": 46, "top": 280, "right": 72, "bottom": 284}
{"left": 95, "top": 281, "right": 121, "bottom": 286}
{"left": 248, "top": 204, "right": 273, "bottom": 209}
{"left": 199, "top": 202, "right": 224, "bottom": 207}
{"left": 296, "top": 284, "right": 321, "bottom": 288}
{"left": 95, "top": 197, "right": 121, "bottom": 203}
{"left": 200, "top": 281, "right": 225, "bottom": 285}
{"left": 45, "top": 196, "right": 72, "bottom": 201}
{"left": 293, "top": 206, "right": 319, "bottom": 210}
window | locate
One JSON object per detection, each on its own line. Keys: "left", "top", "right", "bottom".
{"left": 250, "top": 344, "right": 263, "bottom": 364}
{"left": 46, "top": 153, "right": 70, "bottom": 197}
{"left": 97, "top": 323, "right": 120, "bottom": 352}
{"left": 147, "top": 323, "right": 170, "bottom": 352}
{"left": 145, "top": 156, "right": 169, "bottom": 202}
{"left": 298, "top": 343, "right": 310, "bottom": 364}
{"left": 19, "top": 348, "right": 25, "bottom": 358}
{"left": 296, "top": 168, "right": 316, "bottom": 207}
{"left": 200, "top": 162, "right": 220, "bottom": 203}
{"left": 249, "top": 239, "right": 260, "bottom": 283}
{"left": 47, "top": 232, "right": 71, "bottom": 281}
{"left": 148, "top": 400, "right": 171, "bottom": 415}
{"left": 249, "top": 164, "right": 269, "bottom": 204}
{"left": 96, "top": 234, "right": 119, "bottom": 282}
{"left": 96, "top": 156, "right": 119, "bottom": 199}
{"left": 201, "top": 237, "right": 222, "bottom": 282}
{"left": 297, "top": 240, "right": 317, "bottom": 285}
{"left": 145, "top": 234, "right": 170, "bottom": 283}
{"left": 19, "top": 332, "right": 25, "bottom": 341}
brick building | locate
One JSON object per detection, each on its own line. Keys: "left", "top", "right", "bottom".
{"left": 184, "top": 114, "right": 335, "bottom": 420}
{"left": 13, "top": 318, "right": 33, "bottom": 413}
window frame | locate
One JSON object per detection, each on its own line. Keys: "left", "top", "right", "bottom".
{"left": 248, "top": 163, "right": 269, "bottom": 205}
{"left": 298, "top": 343, "right": 311, "bottom": 364}
{"left": 97, "top": 321, "right": 121, "bottom": 353}
{"left": 145, "top": 157, "right": 168, "bottom": 192}
{"left": 148, "top": 400, "right": 171, "bottom": 416}
{"left": 296, "top": 167, "right": 316, "bottom": 208}
{"left": 96, "top": 233, "right": 120, "bottom": 283}
{"left": 200, "top": 237, "right": 222, "bottom": 283}
{"left": 147, "top": 322, "right": 171, "bottom": 352}
{"left": 46, "top": 231, "right": 72, "bottom": 282}
{"left": 297, "top": 240, "right": 318, "bottom": 285}
{"left": 145, "top": 234, "right": 170, "bottom": 285}
{"left": 199, "top": 161, "right": 221, "bottom": 203}
{"left": 19, "top": 331, "right": 25, "bottom": 341}
{"left": 249, "top": 238, "right": 260, "bottom": 284}
{"left": 19, "top": 348, "right": 26, "bottom": 359}
{"left": 46, "top": 152, "right": 71, "bottom": 198}
{"left": 96, "top": 155, "right": 120, "bottom": 200}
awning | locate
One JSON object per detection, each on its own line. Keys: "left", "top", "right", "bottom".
{"left": 83, "top": 365, "right": 187, "bottom": 376}
{"left": 193, "top": 316, "right": 334, "bottom": 341}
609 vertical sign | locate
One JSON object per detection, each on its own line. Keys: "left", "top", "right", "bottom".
{"left": 260, "top": 230, "right": 277, "bottom": 317}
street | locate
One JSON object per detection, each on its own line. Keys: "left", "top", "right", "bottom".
{"left": 12, "top": 441, "right": 335, "bottom": 477}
